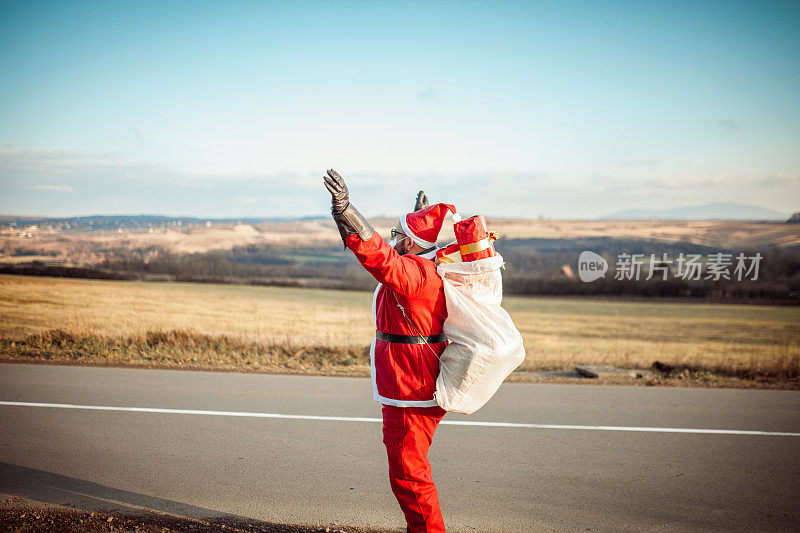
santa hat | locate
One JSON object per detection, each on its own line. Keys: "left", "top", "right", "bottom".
{"left": 401, "top": 203, "right": 461, "bottom": 249}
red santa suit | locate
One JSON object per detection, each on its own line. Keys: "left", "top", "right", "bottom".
{"left": 344, "top": 203, "right": 458, "bottom": 533}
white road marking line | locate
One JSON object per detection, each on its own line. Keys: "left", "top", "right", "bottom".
{"left": 1, "top": 400, "right": 798, "bottom": 437}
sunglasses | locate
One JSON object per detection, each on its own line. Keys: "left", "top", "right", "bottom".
{"left": 390, "top": 228, "right": 406, "bottom": 240}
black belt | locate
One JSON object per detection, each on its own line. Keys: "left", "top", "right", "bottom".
{"left": 376, "top": 330, "right": 447, "bottom": 345}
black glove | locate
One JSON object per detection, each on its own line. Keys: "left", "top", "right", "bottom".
{"left": 324, "top": 169, "right": 349, "bottom": 215}
{"left": 414, "top": 190, "right": 429, "bottom": 211}
{"left": 323, "top": 168, "right": 374, "bottom": 244}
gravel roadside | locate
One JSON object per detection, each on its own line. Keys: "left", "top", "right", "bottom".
{"left": 0, "top": 497, "right": 392, "bottom": 533}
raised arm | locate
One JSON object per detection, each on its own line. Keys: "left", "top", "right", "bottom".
{"left": 324, "top": 169, "right": 428, "bottom": 295}
{"left": 323, "top": 169, "right": 374, "bottom": 243}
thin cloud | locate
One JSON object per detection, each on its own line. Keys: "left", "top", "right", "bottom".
{"left": 130, "top": 129, "right": 145, "bottom": 143}
{"left": 3, "top": 149, "right": 796, "bottom": 218}
{"left": 717, "top": 119, "right": 739, "bottom": 132}
{"left": 0, "top": 149, "right": 115, "bottom": 174}
{"left": 755, "top": 174, "right": 799, "bottom": 188}
{"left": 0, "top": 148, "right": 110, "bottom": 161}
{"left": 566, "top": 172, "right": 799, "bottom": 213}
{"left": 33, "top": 185, "right": 75, "bottom": 192}
{"left": 622, "top": 159, "right": 659, "bottom": 167}
{"left": 417, "top": 88, "right": 436, "bottom": 99}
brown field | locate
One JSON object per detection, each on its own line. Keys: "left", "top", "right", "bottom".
{"left": 1, "top": 274, "right": 798, "bottom": 388}
{"left": 2, "top": 218, "right": 798, "bottom": 266}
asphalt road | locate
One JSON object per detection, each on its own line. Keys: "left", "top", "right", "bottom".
{"left": 0, "top": 363, "right": 798, "bottom": 532}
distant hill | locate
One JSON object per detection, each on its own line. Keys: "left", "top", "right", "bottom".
{"left": 0, "top": 214, "right": 327, "bottom": 230}
{"left": 603, "top": 203, "right": 788, "bottom": 220}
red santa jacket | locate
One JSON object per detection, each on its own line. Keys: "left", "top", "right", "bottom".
{"left": 346, "top": 232, "right": 447, "bottom": 407}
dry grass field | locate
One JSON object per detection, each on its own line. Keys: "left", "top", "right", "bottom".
{"left": 3, "top": 218, "right": 798, "bottom": 266}
{"left": 1, "top": 274, "right": 798, "bottom": 387}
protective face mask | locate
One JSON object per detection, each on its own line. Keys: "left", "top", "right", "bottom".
{"left": 388, "top": 236, "right": 409, "bottom": 253}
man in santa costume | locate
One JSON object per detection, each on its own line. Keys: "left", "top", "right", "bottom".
{"left": 324, "top": 169, "right": 456, "bottom": 533}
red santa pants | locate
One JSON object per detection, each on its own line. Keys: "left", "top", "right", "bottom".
{"left": 381, "top": 404, "right": 447, "bottom": 533}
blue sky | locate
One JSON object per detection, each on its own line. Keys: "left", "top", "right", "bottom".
{"left": 1, "top": 0, "right": 798, "bottom": 218}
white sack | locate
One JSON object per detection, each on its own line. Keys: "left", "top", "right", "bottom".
{"left": 434, "top": 254, "right": 525, "bottom": 414}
